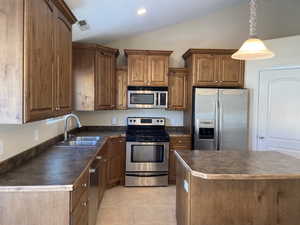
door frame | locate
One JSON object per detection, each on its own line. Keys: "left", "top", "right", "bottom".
{"left": 255, "top": 66, "right": 300, "bottom": 150}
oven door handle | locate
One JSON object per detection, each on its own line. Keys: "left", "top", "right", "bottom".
{"left": 126, "top": 173, "right": 168, "bottom": 177}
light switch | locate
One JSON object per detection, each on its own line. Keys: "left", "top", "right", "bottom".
{"left": 34, "top": 129, "right": 39, "bottom": 141}
{"left": 112, "top": 117, "right": 117, "bottom": 125}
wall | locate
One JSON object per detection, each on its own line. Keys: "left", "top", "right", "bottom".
{"left": 77, "top": 110, "right": 183, "bottom": 127}
{"left": 107, "top": 0, "right": 300, "bottom": 67}
{"left": 245, "top": 35, "right": 300, "bottom": 154}
{"left": 0, "top": 118, "right": 76, "bottom": 162}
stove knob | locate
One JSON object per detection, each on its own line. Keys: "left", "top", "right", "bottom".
{"left": 160, "top": 120, "right": 163, "bottom": 123}
{"left": 157, "top": 120, "right": 160, "bottom": 123}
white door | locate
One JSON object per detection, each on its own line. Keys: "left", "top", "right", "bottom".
{"left": 257, "top": 68, "right": 300, "bottom": 158}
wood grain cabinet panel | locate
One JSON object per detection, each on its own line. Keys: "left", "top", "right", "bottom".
{"left": 54, "top": 9, "right": 73, "bottom": 115}
{"left": 106, "top": 137, "right": 126, "bottom": 187}
{"left": 127, "top": 55, "right": 148, "bottom": 86}
{"left": 218, "top": 55, "right": 244, "bottom": 87}
{"left": 72, "top": 43, "right": 119, "bottom": 111}
{"left": 192, "top": 54, "right": 218, "bottom": 86}
{"left": 169, "top": 136, "right": 192, "bottom": 184}
{"left": 125, "top": 50, "right": 173, "bottom": 87}
{"left": 0, "top": 0, "right": 77, "bottom": 124}
{"left": 116, "top": 68, "right": 128, "bottom": 110}
{"left": 168, "top": 68, "right": 188, "bottom": 110}
{"left": 183, "top": 49, "right": 245, "bottom": 88}
{"left": 148, "top": 55, "right": 169, "bottom": 86}
{"left": 24, "top": 0, "right": 56, "bottom": 122}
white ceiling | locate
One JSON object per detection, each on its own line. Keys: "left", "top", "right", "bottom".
{"left": 68, "top": 0, "right": 244, "bottom": 44}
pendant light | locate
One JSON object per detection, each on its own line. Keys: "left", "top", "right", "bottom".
{"left": 232, "top": 0, "right": 275, "bottom": 60}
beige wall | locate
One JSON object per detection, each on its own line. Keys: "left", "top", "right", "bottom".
{"left": 0, "top": 118, "right": 75, "bottom": 162}
{"left": 245, "top": 35, "right": 300, "bottom": 154}
{"left": 107, "top": 0, "right": 300, "bottom": 68}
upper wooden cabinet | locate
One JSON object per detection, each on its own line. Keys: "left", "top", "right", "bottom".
{"left": 125, "top": 50, "right": 173, "bottom": 87}
{"left": 116, "top": 68, "right": 128, "bottom": 110}
{"left": 183, "top": 49, "right": 245, "bottom": 88}
{"left": 168, "top": 68, "right": 188, "bottom": 111}
{"left": 0, "top": 0, "right": 76, "bottom": 124}
{"left": 73, "top": 43, "right": 119, "bottom": 111}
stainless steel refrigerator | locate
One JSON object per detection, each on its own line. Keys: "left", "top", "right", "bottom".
{"left": 193, "top": 88, "right": 249, "bottom": 151}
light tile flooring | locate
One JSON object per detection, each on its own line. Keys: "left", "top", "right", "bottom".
{"left": 96, "top": 185, "right": 176, "bottom": 225}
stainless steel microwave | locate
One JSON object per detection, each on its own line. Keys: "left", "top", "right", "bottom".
{"left": 128, "top": 87, "right": 168, "bottom": 109}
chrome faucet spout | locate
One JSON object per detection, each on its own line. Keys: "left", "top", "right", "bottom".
{"left": 64, "top": 114, "right": 82, "bottom": 141}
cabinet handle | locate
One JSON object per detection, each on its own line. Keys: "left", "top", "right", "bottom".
{"left": 81, "top": 183, "right": 87, "bottom": 188}
{"left": 178, "top": 140, "right": 182, "bottom": 143}
{"left": 82, "top": 201, "right": 87, "bottom": 207}
{"left": 215, "top": 81, "right": 218, "bottom": 83}
{"left": 220, "top": 81, "right": 223, "bottom": 83}
{"left": 96, "top": 156, "right": 102, "bottom": 160}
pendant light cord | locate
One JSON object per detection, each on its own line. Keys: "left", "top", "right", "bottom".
{"left": 249, "top": 0, "right": 257, "bottom": 38}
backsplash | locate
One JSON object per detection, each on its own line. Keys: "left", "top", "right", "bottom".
{"left": 76, "top": 109, "right": 184, "bottom": 126}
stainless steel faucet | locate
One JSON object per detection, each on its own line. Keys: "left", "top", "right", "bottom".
{"left": 64, "top": 114, "right": 82, "bottom": 141}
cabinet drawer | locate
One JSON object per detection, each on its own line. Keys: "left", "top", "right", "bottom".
{"left": 170, "top": 136, "right": 191, "bottom": 149}
{"left": 71, "top": 190, "right": 88, "bottom": 225}
{"left": 71, "top": 169, "right": 89, "bottom": 211}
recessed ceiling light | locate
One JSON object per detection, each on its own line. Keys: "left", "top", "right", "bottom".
{"left": 137, "top": 8, "right": 147, "bottom": 16}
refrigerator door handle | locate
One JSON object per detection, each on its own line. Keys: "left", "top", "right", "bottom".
{"left": 215, "top": 100, "right": 219, "bottom": 150}
{"left": 219, "top": 102, "right": 223, "bottom": 150}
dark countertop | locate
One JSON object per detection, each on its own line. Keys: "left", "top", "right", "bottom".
{"left": 0, "top": 131, "right": 125, "bottom": 192}
{"left": 175, "top": 150, "right": 300, "bottom": 180}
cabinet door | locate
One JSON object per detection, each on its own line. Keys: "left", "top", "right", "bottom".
{"left": 148, "top": 55, "right": 169, "bottom": 86}
{"left": 98, "top": 158, "right": 107, "bottom": 206}
{"left": 218, "top": 55, "right": 244, "bottom": 87}
{"left": 128, "top": 55, "right": 148, "bottom": 86}
{"left": 168, "top": 70, "right": 187, "bottom": 110}
{"left": 95, "top": 52, "right": 113, "bottom": 109}
{"left": 54, "top": 10, "right": 72, "bottom": 115}
{"left": 24, "top": 0, "right": 55, "bottom": 122}
{"left": 192, "top": 54, "right": 218, "bottom": 86}
{"left": 107, "top": 138, "right": 125, "bottom": 187}
{"left": 116, "top": 69, "right": 128, "bottom": 110}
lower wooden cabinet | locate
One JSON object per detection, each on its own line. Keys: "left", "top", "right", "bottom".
{"left": 169, "top": 136, "right": 192, "bottom": 184}
{"left": 106, "top": 137, "right": 126, "bottom": 187}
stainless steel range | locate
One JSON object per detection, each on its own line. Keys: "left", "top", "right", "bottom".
{"left": 125, "top": 117, "right": 169, "bottom": 187}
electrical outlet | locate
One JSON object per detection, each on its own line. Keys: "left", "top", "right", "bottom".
{"left": 111, "top": 117, "right": 117, "bottom": 125}
{"left": 0, "top": 141, "right": 3, "bottom": 156}
{"left": 34, "top": 129, "right": 39, "bottom": 141}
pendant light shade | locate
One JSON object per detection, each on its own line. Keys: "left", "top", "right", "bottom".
{"left": 232, "top": 0, "right": 275, "bottom": 60}
{"left": 232, "top": 38, "right": 275, "bottom": 60}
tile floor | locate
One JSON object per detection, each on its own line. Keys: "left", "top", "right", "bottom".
{"left": 96, "top": 185, "right": 176, "bottom": 225}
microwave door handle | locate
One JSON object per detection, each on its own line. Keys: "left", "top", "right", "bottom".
{"left": 156, "top": 93, "right": 159, "bottom": 106}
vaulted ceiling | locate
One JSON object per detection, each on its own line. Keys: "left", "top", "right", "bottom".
{"left": 68, "top": 0, "right": 244, "bottom": 44}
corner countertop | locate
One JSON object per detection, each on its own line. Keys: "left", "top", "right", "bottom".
{"left": 175, "top": 150, "right": 300, "bottom": 180}
{"left": 0, "top": 131, "right": 125, "bottom": 192}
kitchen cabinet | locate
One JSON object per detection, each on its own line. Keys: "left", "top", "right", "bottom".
{"left": 54, "top": 6, "right": 73, "bottom": 115}
{"left": 168, "top": 68, "right": 188, "bottom": 110}
{"left": 169, "top": 136, "right": 192, "bottom": 184}
{"left": 125, "top": 50, "right": 173, "bottom": 87}
{"left": 106, "top": 137, "right": 126, "bottom": 187}
{"left": 116, "top": 68, "right": 128, "bottom": 110}
{"left": 73, "top": 43, "right": 119, "bottom": 111}
{"left": 0, "top": 0, "right": 76, "bottom": 124}
{"left": 183, "top": 49, "right": 244, "bottom": 88}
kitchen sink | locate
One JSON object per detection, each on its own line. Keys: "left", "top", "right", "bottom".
{"left": 55, "top": 136, "right": 102, "bottom": 147}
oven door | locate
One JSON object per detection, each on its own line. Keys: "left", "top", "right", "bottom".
{"left": 126, "top": 142, "right": 169, "bottom": 172}
{"left": 128, "top": 90, "right": 157, "bottom": 108}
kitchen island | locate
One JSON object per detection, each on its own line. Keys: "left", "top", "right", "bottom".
{"left": 175, "top": 150, "right": 300, "bottom": 225}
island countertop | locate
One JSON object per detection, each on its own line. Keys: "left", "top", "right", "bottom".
{"left": 175, "top": 150, "right": 300, "bottom": 180}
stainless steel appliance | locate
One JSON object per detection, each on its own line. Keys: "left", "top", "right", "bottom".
{"left": 128, "top": 87, "right": 168, "bottom": 109}
{"left": 193, "top": 88, "right": 249, "bottom": 151}
{"left": 125, "top": 117, "right": 169, "bottom": 186}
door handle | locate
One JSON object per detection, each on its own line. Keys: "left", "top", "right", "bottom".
{"left": 259, "top": 136, "right": 265, "bottom": 140}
